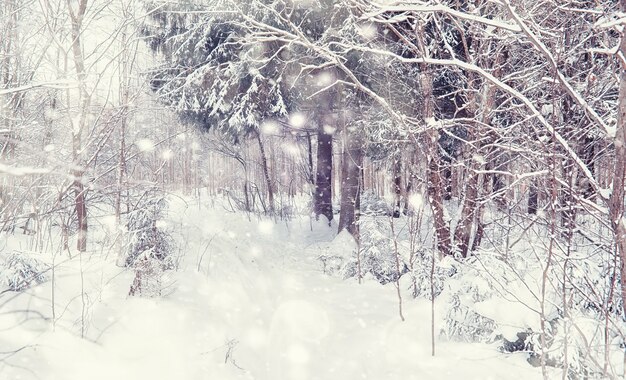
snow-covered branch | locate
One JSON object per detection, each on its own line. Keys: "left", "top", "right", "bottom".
{"left": 0, "top": 81, "right": 74, "bottom": 95}
{"left": 503, "top": 0, "right": 615, "bottom": 138}
{"left": 364, "top": 1, "right": 521, "bottom": 33}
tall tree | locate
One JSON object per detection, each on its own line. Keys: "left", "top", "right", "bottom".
{"left": 143, "top": 0, "right": 378, "bottom": 227}
{"left": 143, "top": 2, "right": 281, "bottom": 210}
{"left": 610, "top": 0, "right": 626, "bottom": 317}
{"left": 66, "top": 0, "right": 89, "bottom": 252}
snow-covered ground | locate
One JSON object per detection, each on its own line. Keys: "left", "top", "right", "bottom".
{"left": 0, "top": 196, "right": 544, "bottom": 380}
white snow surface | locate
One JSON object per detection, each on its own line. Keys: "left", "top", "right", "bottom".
{"left": 0, "top": 196, "right": 545, "bottom": 380}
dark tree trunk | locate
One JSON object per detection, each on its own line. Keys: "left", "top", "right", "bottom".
{"left": 403, "top": 149, "right": 417, "bottom": 215}
{"left": 338, "top": 128, "right": 363, "bottom": 239}
{"left": 416, "top": 25, "right": 453, "bottom": 257}
{"left": 255, "top": 131, "right": 274, "bottom": 215}
{"left": 610, "top": 1, "right": 626, "bottom": 315}
{"left": 243, "top": 180, "right": 250, "bottom": 212}
{"left": 442, "top": 157, "right": 453, "bottom": 201}
{"left": 454, "top": 170, "right": 480, "bottom": 258}
{"left": 491, "top": 166, "right": 506, "bottom": 209}
{"left": 528, "top": 179, "right": 539, "bottom": 215}
{"left": 306, "top": 131, "right": 315, "bottom": 186}
{"left": 314, "top": 123, "right": 334, "bottom": 224}
{"left": 580, "top": 134, "right": 596, "bottom": 199}
{"left": 427, "top": 151, "right": 452, "bottom": 256}
{"left": 453, "top": 46, "right": 500, "bottom": 257}
{"left": 74, "top": 174, "right": 88, "bottom": 252}
{"left": 392, "top": 157, "right": 402, "bottom": 218}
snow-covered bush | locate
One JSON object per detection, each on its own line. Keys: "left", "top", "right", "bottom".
{"left": 0, "top": 252, "right": 47, "bottom": 291}
{"left": 124, "top": 195, "right": 175, "bottom": 297}
{"left": 341, "top": 217, "right": 407, "bottom": 284}
{"left": 316, "top": 230, "right": 357, "bottom": 276}
{"left": 318, "top": 253, "right": 344, "bottom": 275}
{"left": 434, "top": 240, "right": 626, "bottom": 377}
{"left": 408, "top": 252, "right": 456, "bottom": 300}
{"left": 439, "top": 257, "right": 500, "bottom": 343}
{"left": 128, "top": 257, "right": 166, "bottom": 297}
{"left": 437, "top": 251, "right": 542, "bottom": 344}
{"left": 360, "top": 190, "right": 392, "bottom": 217}
{"left": 124, "top": 196, "right": 175, "bottom": 269}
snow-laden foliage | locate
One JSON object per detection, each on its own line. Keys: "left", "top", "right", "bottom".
{"left": 142, "top": 0, "right": 301, "bottom": 141}
{"left": 342, "top": 217, "right": 408, "bottom": 284}
{"left": 124, "top": 195, "right": 176, "bottom": 297}
{"left": 437, "top": 250, "right": 541, "bottom": 345}
{"left": 360, "top": 190, "right": 391, "bottom": 217}
{"left": 125, "top": 196, "right": 175, "bottom": 270}
{"left": 316, "top": 230, "right": 356, "bottom": 276}
{"left": 0, "top": 252, "right": 47, "bottom": 291}
{"left": 438, "top": 255, "right": 502, "bottom": 343}
{"left": 408, "top": 252, "right": 456, "bottom": 300}
{"left": 434, "top": 236, "right": 626, "bottom": 377}
{"left": 128, "top": 256, "right": 167, "bottom": 298}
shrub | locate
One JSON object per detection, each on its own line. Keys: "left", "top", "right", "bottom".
{"left": 124, "top": 196, "right": 174, "bottom": 270}
{"left": 408, "top": 252, "right": 456, "bottom": 300}
{"left": 360, "top": 190, "right": 392, "bottom": 217}
{"left": 0, "top": 252, "right": 47, "bottom": 291}
{"left": 341, "top": 217, "right": 408, "bottom": 284}
{"left": 124, "top": 195, "right": 175, "bottom": 297}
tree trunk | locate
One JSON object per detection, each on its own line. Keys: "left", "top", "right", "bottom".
{"left": 454, "top": 169, "right": 480, "bottom": 258}
{"left": 442, "top": 157, "right": 453, "bottom": 201}
{"left": 338, "top": 127, "right": 363, "bottom": 239}
{"left": 67, "top": 0, "right": 89, "bottom": 252}
{"left": 392, "top": 157, "right": 402, "bottom": 218}
{"left": 74, "top": 179, "right": 87, "bottom": 252}
{"left": 610, "top": 0, "right": 626, "bottom": 315}
{"left": 255, "top": 130, "right": 274, "bottom": 215}
{"left": 403, "top": 147, "right": 418, "bottom": 214}
{"left": 528, "top": 178, "right": 539, "bottom": 214}
{"left": 490, "top": 159, "right": 507, "bottom": 210}
{"left": 314, "top": 123, "right": 333, "bottom": 223}
{"left": 413, "top": 20, "right": 453, "bottom": 257}
{"left": 427, "top": 148, "right": 452, "bottom": 257}
{"left": 453, "top": 44, "right": 500, "bottom": 257}
{"left": 306, "top": 131, "right": 314, "bottom": 186}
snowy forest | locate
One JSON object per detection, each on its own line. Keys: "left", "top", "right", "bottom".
{"left": 1, "top": 0, "right": 626, "bottom": 378}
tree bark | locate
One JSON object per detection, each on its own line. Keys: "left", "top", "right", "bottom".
{"left": 255, "top": 130, "right": 274, "bottom": 215}
{"left": 403, "top": 147, "right": 418, "bottom": 214}
{"left": 528, "top": 178, "right": 539, "bottom": 215}
{"left": 610, "top": 0, "right": 626, "bottom": 315}
{"left": 454, "top": 168, "right": 480, "bottom": 258}
{"left": 67, "top": 0, "right": 89, "bottom": 252}
{"left": 453, "top": 43, "right": 500, "bottom": 257}
{"left": 392, "top": 157, "right": 402, "bottom": 218}
{"left": 411, "top": 20, "right": 453, "bottom": 257}
{"left": 306, "top": 131, "right": 314, "bottom": 186}
{"left": 427, "top": 147, "right": 452, "bottom": 257}
{"left": 314, "top": 122, "right": 333, "bottom": 223}
{"left": 338, "top": 126, "right": 363, "bottom": 239}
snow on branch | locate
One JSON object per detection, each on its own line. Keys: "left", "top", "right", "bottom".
{"left": 0, "top": 81, "right": 74, "bottom": 95}
{"left": 329, "top": 41, "right": 604, "bottom": 198}
{"left": 365, "top": 1, "right": 522, "bottom": 32}
{"left": 0, "top": 163, "right": 53, "bottom": 176}
{"left": 366, "top": 0, "right": 614, "bottom": 139}
{"left": 236, "top": 5, "right": 420, "bottom": 128}
{"left": 594, "top": 15, "right": 626, "bottom": 29}
{"left": 503, "top": 0, "right": 615, "bottom": 138}
{"left": 230, "top": 0, "right": 606, "bottom": 202}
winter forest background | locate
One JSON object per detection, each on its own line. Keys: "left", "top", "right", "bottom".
{"left": 1, "top": 0, "right": 626, "bottom": 378}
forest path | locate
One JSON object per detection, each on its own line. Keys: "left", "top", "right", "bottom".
{"left": 0, "top": 198, "right": 542, "bottom": 380}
